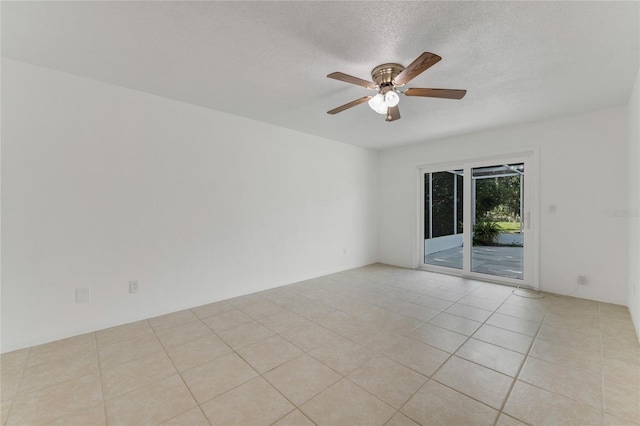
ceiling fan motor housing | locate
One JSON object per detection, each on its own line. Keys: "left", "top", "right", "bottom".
{"left": 371, "top": 63, "right": 405, "bottom": 91}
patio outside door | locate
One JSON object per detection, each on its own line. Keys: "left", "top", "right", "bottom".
{"left": 420, "top": 154, "right": 536, "bottom": 289}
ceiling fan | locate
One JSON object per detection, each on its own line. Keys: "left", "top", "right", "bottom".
{"left": 326, "top": 52, "right": 466, "bottom": 122}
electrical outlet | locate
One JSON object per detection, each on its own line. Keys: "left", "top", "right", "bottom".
{"left": 343, "top": 248, "right": 347, "bottom": 255}
{"left": 129, "top": 280, "right": 139, "bottom": 294}
{"left": 577, "top": 275, "right": 588, "bottom": 285}
{"left": 76, "top": 288, "right": 91, "bottom": 303}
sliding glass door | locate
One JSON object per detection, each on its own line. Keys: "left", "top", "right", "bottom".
{"left": 471, "top": 163, "right": 524, "bottom": 280}
{"left": 424, "top": 170, "right": 464, "bottom": 270}
{"left": 420, "top": 155, "right": 536, "bottom": 288}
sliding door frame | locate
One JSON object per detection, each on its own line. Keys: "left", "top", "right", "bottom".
{"left": 416, "top": 149, "right": 540, "bottom": 290}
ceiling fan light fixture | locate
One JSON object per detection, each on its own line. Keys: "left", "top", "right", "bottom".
{"left": 326, "top": 52, "right": 466, "bottom": 122}
{"left": 373, "top": 103, "right": 388, "bottom": 114}
{"left": 368, "top": 93, "right": 387, "bottom": 114}
{"left": 384, "top": 91, "right": 400, "bottom": 107}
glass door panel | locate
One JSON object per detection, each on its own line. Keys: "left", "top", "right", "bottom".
{"left": 471, "top": 163, "right": 524, "bottom": 280}
{"left": 420, "top": 155, "right": 535, "bottom": 288}
{"left": 424, "top": 170, "right": 463, "bottom": 269}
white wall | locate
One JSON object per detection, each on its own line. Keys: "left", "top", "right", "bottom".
{"left": 380, "top": 107, "right": 629, "bottom": 305}
{"left": 1, "top": 60, "right": 379, "bottom": 352}
{"left": 628, "top": 66, "right": 640, "bottom": 341}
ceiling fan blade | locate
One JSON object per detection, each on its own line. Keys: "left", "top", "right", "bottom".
{"left": 405, "top": 88, "right": 467, "bottom": 99}
{"left": 385, "top": 105, "right": 401, "bottom": 122}
{"left": 327, "top": 96, "right": 373, "bottom": 115}
{"left": 393, "top": 52, "right": 442, "bottom": 86}
{"left": 327, "top": 72, "right": 377, "bottom": 90}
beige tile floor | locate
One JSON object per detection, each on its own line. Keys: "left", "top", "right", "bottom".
{"left": 1, "top": 264, "right": 639, "bottom": 425}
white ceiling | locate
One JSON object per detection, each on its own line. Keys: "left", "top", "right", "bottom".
{"left": 2, "top": 1, "right": 639, "bottom": 150}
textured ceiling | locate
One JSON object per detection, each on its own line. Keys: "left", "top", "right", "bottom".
{"left": 2, "top": 1, "right": 639, "bottom": 150}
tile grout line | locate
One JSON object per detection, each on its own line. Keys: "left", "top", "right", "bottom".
{"left": 239, "top": 286, "right": 421, "bottom": 425}
{"left": 245, "top": 294, "right": 345, "bottom": 423}
{"left": 492, "top": 293, "right": 551, "bottom": 426}
{"left": 190, "top": 296, "right": 303, "bottom": 425}
{"left": 178, "top": 306, "right": 277, "bottom": 423}
{"left": 1, "top": 346, "right": 31, "bottom": 426}
{"left": 201, "top": 279, "right": 529, "bottom": 425}
{"left": 429, "top": 288, "right": 538, "bottom": 424}
{"left": 516, "top": 302, "right": 613, "bottom": 415}
{"left": 149, "top": 316, "right": 211, "bottom": 426}
{"left": 393, "top": 288, "right": 518, "bottom": 425}
{"left": 338, "top": 375, "right": 398, "bottom": 425}
{"left": 93, "top": 331, "right": 110, "bottom": 425}
{"left": 189, "top": 304, "right": 284, "bottom": 420}
{"left": 197, "top": 296, "right": 319, "bottom": 426}
{"left": 7, "top": 267, "right": 636, "bottom": 425}
{"left": 6, "top": 336, "right": 102, "bottom": 425}
{"left": 97, "top": 324, "right": 192, "bottom": 424}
